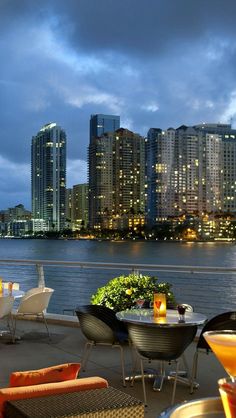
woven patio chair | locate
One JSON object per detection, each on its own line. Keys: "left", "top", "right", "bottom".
{"left": 75, "top": 305, "right": 129, "bottom": 387}
{"left": 190, "top": 310, "right": 236, "bottom": 393}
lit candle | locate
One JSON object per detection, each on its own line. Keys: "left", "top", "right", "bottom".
{"left": 154, "top": 293, "right": 166, "bottom": 317}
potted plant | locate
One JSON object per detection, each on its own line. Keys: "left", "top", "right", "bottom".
{"left": 91, "top": 273, "right": 175, "bottom": 312}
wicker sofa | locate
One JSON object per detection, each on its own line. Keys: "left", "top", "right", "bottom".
{"left": 0, "top": 364, "right": 144, "bottom": 418}
{"left": 4, "top": 387, "right": 144, "bottom": 418}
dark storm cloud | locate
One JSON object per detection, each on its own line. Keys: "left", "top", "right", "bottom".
{"left": 52, "top": 0, "right": 236, "bottom": 54}
{"left": 1, "top": 0, "right": 236, "bottom": 208}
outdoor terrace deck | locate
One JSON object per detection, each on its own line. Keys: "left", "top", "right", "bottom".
{"left": 0, "top": 316, "right": 226, "bottom": 418}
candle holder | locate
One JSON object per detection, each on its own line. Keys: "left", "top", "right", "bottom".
{"left": 153, "top": 293, "right": 166, "bottom": 317}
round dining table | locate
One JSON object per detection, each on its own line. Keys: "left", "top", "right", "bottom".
{"left": 116, "top": 308, "right": 207, "bottom": 391}
{"left": 1, "top": 289, "right": 25, "bottom": 299}
{"left": 116, "top": 308, "right": 207, "bottom": 327}
{"left": 0, "top": 288, "right": 25, "bottom": 343}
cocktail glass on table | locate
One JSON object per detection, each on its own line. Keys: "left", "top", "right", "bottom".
{"left": 136, "top": 299, "right": 145, "bottom": 309}
{"left": 203, "top": 330, "right": 236, "bottom": 379}
{"left": 204, "top": 330, "right": 236, "bottom": 418}
{"left": 177, "top": 304, "right": 186, "bottom": 322}
{"left": 218, "top": 377, "right": 236, "bottom": 418}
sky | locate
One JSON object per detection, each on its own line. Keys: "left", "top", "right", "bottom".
{"left": 1, "top": 0, "right": 236, "bottom": 210}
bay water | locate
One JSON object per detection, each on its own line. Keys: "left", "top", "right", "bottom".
{"left": 0, "top": 239, "right": 235, "bottom": 317}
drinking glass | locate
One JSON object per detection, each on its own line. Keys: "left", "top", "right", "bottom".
{"left": 218, "top": 377, "right": 236, "bottom": 418}
{"left": 8, "top": 281, "right": 13, "bottom": 295}
{"left": 203, "top": 330, "right": 236, "bottom": 379}
{"left": 177, "top": 304, "right": 186, "bottom": 322}
{"left": 136, "top": 299, "right": 145, "bottom": 309}
{"left": 154, "top": 299, "right": 161, "bottom": 316}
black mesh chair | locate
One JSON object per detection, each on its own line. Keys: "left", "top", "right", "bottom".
{"left": 127, "top": 322, "right": 197, "bottom": 405}
{"left": 190, "top": 311, "right": 236, "bottom": 393}
{"left": 75, "top": 305, "right": 129, "bottom": 387}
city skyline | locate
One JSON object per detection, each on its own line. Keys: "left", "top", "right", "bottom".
{"left": 1, "top": 119, "right": 235, "bottom": 238}
{"left": 2, "top": 1, "right": 236, "bottom": 208}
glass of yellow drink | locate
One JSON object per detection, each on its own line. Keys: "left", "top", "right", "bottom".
{"left": 218, "top": 377, "right": 236, "bottom": 418}
{"left": 203, "top": 330, "right": 236, "bottom": 378}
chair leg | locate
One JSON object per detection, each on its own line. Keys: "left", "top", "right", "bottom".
{"left": 130, "top": 351, "right": 139, "bottom": 387}
{"left": 8, "top": 313, "right": 15, "bottom": 343}
{"left": 160, "top": 361, "right": 166, "bottom": 388}
{"left": 190, "top": 350, "right": 198, "bottom": 394}
{"left": 12, "top": 316, "right": 17, "bottom": 341}
{"left": 182, "top": 352, "right": 190, "bottom": 376}
{"left": 115, "top": 345, "right": 126, "bottom": 387}
{"left": 129, "top": 340, "right": 137, "bottom": 377}
{"left": 42, "top": 312, "right": 50, "bottom": 339}
{"left": 140, "top": 358, "right": 147, "bottom": 406}
{"left": 153, "top": 360, "right": 165, "bottom": 391}
{"left": 193, "top": 350, "right": 199, "bottom": 379}
{"left": 171, "top": 360, "right": 179, "bottom": 405}
{"left": 81, "top": 341, "right": 93, "bottom": 371}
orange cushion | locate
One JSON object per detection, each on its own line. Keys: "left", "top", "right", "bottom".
{"left": 9, "top": 363, "right": 81, "bottom": 387}
{"left": 0, "top": 377, "right": 108, "bottom": 418}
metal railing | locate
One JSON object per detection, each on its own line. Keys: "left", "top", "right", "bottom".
{"left": 0, "top": 258, "right": 235, "bottom": 318}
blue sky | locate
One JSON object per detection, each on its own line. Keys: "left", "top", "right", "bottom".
{"left": 1, "top": 0, "right": 236, "bottom": 210}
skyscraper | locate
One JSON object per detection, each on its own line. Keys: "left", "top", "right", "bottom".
{"left": 175, "top": 125, "right": 202, "bottom": 215}
{"left": 71, "top": 183, "right": 89, "bottom": 230}
{"left": 222, "top": 135, "right": 236, "bottom": 214}
{"left": 89, "top": 114, "right": 120, "bottom": 143}
{"left": 146, "top": 128, "right": 176, "bottom": 224}
{"left": 146, "top": 123, "right": 236, "bottom": 227}
{"left": 89, "top": 114, "right": 120, "bottom": 228}
{"left": 89, "top": 126, "right": 145, "bottom": 229}
{"left": 65, "top": 188, "right": 72, "bottom": 227}
{"left": 31, "top": 122, "right": 66, "bottom": 231}
{"left": 194, "top": 123, "right": 236, "bottom": 215}
{"left": 113, "top": 128, "right": 145, "bottom": 218}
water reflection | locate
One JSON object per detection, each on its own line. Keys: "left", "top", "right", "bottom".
{"left": 0, "top": 240, "right": 235, "bottom": 317}
{"left": 0, "top": 239, "right": 235, "bottom": 267}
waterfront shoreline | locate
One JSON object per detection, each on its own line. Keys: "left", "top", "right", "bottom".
{"left": 0, "top": 236, "right": 235, "bottom": 244}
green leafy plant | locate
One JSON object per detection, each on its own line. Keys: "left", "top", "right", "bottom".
{"left": 91, "top": 273, "right": 175, "bottom": 312}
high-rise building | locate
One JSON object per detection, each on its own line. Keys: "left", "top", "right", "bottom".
{"left": 1, "top": 204, "right": 31, "bottom": 222}
{"left": 89, "top": 133, "right": 114, "bottom": 228}
{"left": 71, "top": 183, "right": 89, "bottom": 230}
{"left": 195, "top": 123, "right": 236, "bottom": 215}
{"left": 146, "top": 123, "right": 236, "bottom": 227}
{"left": 222, "top": 135, "right": 236, "bottom": 214}
{"left": 65, "top": 188, "right": 72, "bottom": 228}
{"left": 89, "top": 114, "right": 120, "bottom": 229}
{"left": 89, "top": 126, "right": 145, "bottom": 229}
{"left": 113, "top": 128, "right": 145, "bottom": 218}
{"left": 146, "top": 128, "right": 175, "bottom": 223}
{"left": 175, "top": 125, "right": 202, "bottom": 215}
{"left": 89, "top": 114, "right": 120, "bottom": 143}
{"left": 31, "top": 122, "right": 66, "bottom": 231}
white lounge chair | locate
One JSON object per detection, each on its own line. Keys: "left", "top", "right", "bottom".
{"left": 13, "top": 287, "right": 54, "bottom": 339}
